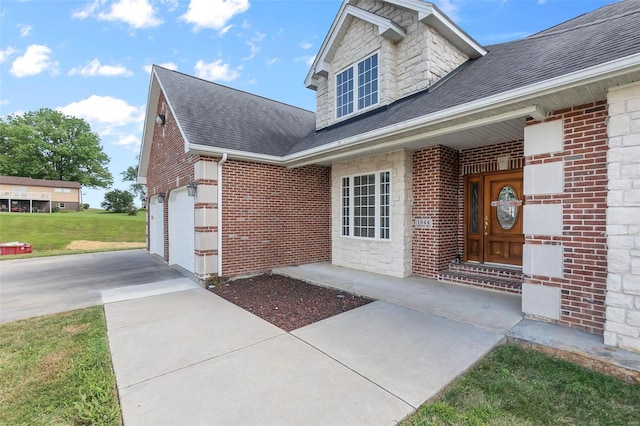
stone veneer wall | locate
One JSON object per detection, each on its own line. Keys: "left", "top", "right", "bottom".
{"left": 315, "top": 0, "right": 468, "bottom": 129}
{"left": 522, "top": 101, "right": 608, "bottom": 335}
{"left": 412, "top": 145, "right": 459, "bottom": 278}
{"left": 605, "top": 81, "right": 640, "bottom": 354}
{"left": 332, "top": 150, "right": 413, "bottom": 277}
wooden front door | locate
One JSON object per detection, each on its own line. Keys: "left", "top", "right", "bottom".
{"left": 465, "top": 171, "right": 524, "bottom": 266}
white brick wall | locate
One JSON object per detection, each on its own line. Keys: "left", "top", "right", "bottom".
{"left": 332, "top": 150, "right": 412, "bottom": 277}
{"left": 605, "top": 81, "right": 640, "bottom": 354}
{"left": 315, "top": 0, "right": 468, "bottom": 129}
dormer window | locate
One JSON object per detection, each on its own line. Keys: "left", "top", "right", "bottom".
{"left": 336, "top": 53, "right": 378, "bottom": 119}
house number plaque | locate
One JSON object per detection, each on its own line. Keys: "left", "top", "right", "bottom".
{"left": 415, "top": 218, "right": 433, "bottom": 228}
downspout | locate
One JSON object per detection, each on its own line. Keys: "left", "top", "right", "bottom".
{"left": 217, "top": 153, "right": 228, "bottom": 277}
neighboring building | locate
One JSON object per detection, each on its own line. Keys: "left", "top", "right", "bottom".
{"left": 0, "top": 176, "right": 82, "bottom": 212}
{"left": 138, "top": 0, "right": 640, "bottom": 354}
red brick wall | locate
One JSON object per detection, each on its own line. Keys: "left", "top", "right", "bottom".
{"left": 525, "top": 101, "right": 608, "bottom": 334}
{"left": 412, "top": 145, "right": 459, "bottom": 277}
{"left": 222, "top": 160, "right": 331, "bottom": 277}
{"left": 146, "top": 92, "right": 199, "bottom": 260}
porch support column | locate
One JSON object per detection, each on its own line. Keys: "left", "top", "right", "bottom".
{"left": 193, "top": 158, "right": 219, "bottom": 283}
{"left": 522, "top": 120, "right": 565, "bottom": 321}
{"left": 412, "top": 145, "right": 459, "bottom": 278}
{"left": 605, "top": 82, "right": 640, "bottom": 354}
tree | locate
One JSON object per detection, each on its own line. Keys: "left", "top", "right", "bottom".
{"left": 0, "top": 108, "right": 113, "bottom": 188}
{"left": 121, "top": 163, "right": 146, "bottom": 201}
{"left": 101, "top": 189, "right": 134, "bottom": 213}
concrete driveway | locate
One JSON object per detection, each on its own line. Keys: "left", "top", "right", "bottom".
{"left": 0, "top": 250, "right": 195, "bottom": 323}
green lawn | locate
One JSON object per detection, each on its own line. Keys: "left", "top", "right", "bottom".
{"left": 0, "top": 307, "right": 122, "bottom": 425}
{"left": 0, "top": 208, "right": 145, "bottom": 258}
{"left": 401, "top": 345, "right": 640, "bottom": 426}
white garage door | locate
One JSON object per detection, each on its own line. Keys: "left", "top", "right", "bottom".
{"left": 149, "top": 196, "right": 164, "bottom": 256}
{"left": 168, "top": 188, "right": 195, "bottom": 273}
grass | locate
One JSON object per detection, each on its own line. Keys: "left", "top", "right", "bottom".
{"left": 0, "top": 208, "right": 145, "bottom": 258}
{"left": 401, "top": 345, "right": 640, "bottom": 426}
{"left": 0, "top": 306, "right": 122, "bottom": 425}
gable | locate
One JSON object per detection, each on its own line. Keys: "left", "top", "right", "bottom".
{"left": 305, "top": 0, "right": 486, "bottom": 90}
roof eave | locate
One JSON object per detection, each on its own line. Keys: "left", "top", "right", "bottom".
{"left": 291, "top": 52, "right": 640, "bottom": 167}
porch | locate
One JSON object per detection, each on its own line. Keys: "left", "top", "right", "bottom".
{"left": 273, "top": 262, "right": 640, "bottom": 382}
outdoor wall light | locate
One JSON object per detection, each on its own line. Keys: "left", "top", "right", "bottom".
{"left": 187, "top": 181, "right": 197, "bottom": 197}
{"left": 157, "top": 192, "right": 165, "bottom": 203}
{"left": 141, "top": 197, "right": 147, "bottom": 209}
{"left": 155, "top": 114, "right": 166, "bottom": 125}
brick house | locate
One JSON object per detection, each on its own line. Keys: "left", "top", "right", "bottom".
{"left": 0, "top": 176, "right": 82, "bottom": 212}
{"left": 138, "top": 0, "right": 640, "bottom": 353}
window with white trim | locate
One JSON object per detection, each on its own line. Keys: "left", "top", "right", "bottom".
{"left": 341, "top": 171, "right": 390, "bottom": 240}
{"left": 336, "top": 53, "right": 378, "bottom": 118}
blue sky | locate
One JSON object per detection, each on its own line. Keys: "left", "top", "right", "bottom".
{"left": 0, "top": 0, "right": 616, "bottom": 208}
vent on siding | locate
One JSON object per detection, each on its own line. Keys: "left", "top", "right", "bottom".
{"left": 462, "top": 157, "right": 524, "bottom": 175}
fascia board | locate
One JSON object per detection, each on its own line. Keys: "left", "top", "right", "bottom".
{"left": 188, "top": 144, "right": 284, "bottom": 165}
{"left": 137, "top": 69, "right": 162, "bottom": 182}
{"left": 289, "top": 52, "right": 640, "bottom": 165}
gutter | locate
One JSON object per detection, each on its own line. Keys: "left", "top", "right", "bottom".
{"left": 217, "top": 153, "right": 228, "bottom": 277}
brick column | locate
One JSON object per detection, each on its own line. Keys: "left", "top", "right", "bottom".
{"left": 194, "top": 158, "right": 219, "bottom": 281}
{"left": 605, "top": 82, "right": 640, "bottom": 354}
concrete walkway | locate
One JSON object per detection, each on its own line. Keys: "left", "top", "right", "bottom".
{"left": 104, "top": 262, "right": 640, "bottom": 425}
{"left": 105, "top": 264, "right": 521, "bottom": 425}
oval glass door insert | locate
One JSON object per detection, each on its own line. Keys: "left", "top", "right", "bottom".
{"left": 497, "top": 185, "right": 518, "bottom": 230}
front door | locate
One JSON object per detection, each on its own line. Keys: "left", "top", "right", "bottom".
{"left": 465, "top": 171, "right": 523, "bottom": 266}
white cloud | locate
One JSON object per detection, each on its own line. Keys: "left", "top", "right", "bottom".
{"left": 58, "top": 95, "right": 144, "bottom": 126}
{"left": 266, "top": 58, "right": 279, "bottom": 66}
{"left": 142, "top": 62, "right": 178, "bottom": 73}
{"left": 295, "top": 55, "right": 316, "bottom": 67}
{"left": 218, "top": 24, "right": 234, "bottom": 36}
{"left": 244, "top": 31, "right": 265, "bottom": 60}
{"left": 299, "top": 41, "right": 313, "bottom": 50}
{"left": 0, "top": 47, "right": 16, "bottom": 63}
{"left": 538, "top": 0, "right": 547, "bottom": 4}
{"left": 435, "top": 0, "right": 459, "bottom": 21}
{"left": 18, "top": 24, "right": 32, "bottom": 37}
{"left": 73, "top": 0, "right": 162, "bottom": 29}
{"left": 10, "top": 44, "right": 59, "bottom": 77}
{"left": 194, "top": 59, "right": 240, "bottom": 82}
{"left": 113, "top": 134, "right": 141, "bottom": 151}
{"left": 69, "top": 59, "right": 133, "bottom": 77}
{"left": 181, "top": 0, "right": 250, "bottom": 31}
{"left": 241, "top": 19, "right": 250, "bottom": 29}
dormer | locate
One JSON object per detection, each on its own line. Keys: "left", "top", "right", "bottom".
{"left": 306, "top": 0, "right": 486, "bottom": 130}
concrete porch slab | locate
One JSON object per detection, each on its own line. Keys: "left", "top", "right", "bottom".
{"left": 274, "top": 262, "right": 523, "bottom": 334}
{"left": 105, "top": 288, "right": 284, "bottom": 388}
{"left": 293, "top": 301, "right": 504, "bottom": 408}
{"left": 118, "top": 333, "right": 414, "bottom": 426}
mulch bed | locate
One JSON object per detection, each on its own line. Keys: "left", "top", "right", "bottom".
{"left": 208, "top": 274, "right": 373, "bottom": 331}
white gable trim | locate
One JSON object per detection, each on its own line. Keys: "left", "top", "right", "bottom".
{"left": 309, "top": 4, "right": 406, "bottom": 87}
{"left": 305, "top": 0, "right": 486, "bottom": 90}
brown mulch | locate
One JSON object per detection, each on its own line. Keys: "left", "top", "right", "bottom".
{"left": 208, "top": 274, "right": 373, "bottom": 331}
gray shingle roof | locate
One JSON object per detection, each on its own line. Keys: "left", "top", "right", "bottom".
{"left": 155, "top": 0, "right": 640, "bottom": 158}
{"left": 287, "top": 0, "right": 640, "bottom": 155}
{"left": 154, "top": 67, "right": 316, "bottom": 156}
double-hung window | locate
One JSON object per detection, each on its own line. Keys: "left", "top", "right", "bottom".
{"left": 336, "top": 53, "right": 378, "bottom": 119}
{"left": 341, "top": 170, "right": 390, "bottom": 240}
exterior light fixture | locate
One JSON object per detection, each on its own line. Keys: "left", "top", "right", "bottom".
{"left": 141, "top": 197, "right": 147, "bottom": 209}
{"left": 155, "top": 114, "right": 166, "bottom": 125}
{"left": 187, "top": 181, "right": 197, "bottom": 197}
{"left": 157, "top": 192, "right": 165, "bottom": 203}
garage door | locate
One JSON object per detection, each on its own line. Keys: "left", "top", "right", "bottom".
{"left": 149, "top": 196, "right": 164, "bottom": 256}
{"left": 168, "top": 187, "right": 195, "bottom": 272}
